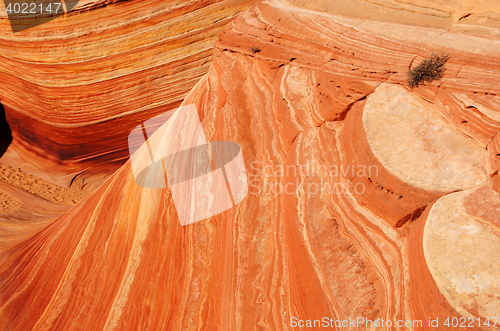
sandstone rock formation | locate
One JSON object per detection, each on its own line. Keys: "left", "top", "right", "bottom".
{"left": 288, "top": 0, "right": 500, "bottom": 35}
{"left": 1, "top": 0, "right": 500, "bottom": 330}
{"left": 0, "top": 0, "right": 259, "bottom": 188}
{"left": 409, "top": 176, "right": 500, "bottom": 330}
{"left": 344, "top": 83, "right": 489, "bottom": 227}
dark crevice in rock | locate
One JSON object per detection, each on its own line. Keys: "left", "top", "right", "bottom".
{"left": 459, "top": 13, "right": 472, "bottom": 21}
{"left": 397, "top": 205, "right": 428, "bottom": 227}
{"left": 0, "top": 102, "right": 12, "bottom": 158}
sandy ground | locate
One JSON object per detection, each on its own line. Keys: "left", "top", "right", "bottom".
{"left": 0, "top": 162, "right": 90, "bottom": 216}
{"left": 0, "top": 190, "right": 22, "bottom": 214}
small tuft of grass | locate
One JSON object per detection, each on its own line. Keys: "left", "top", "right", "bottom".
{"left": 250, "top": 46, "right": 261, "bottom": 54}
{"left": 407, "top": 53, "right": 450, "bottom": 88}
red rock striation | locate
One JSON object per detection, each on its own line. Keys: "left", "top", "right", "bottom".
{"left": 0, "top": 0, "right": 259, "bottom": 188}
{"left": 434, "top": 91, "right": 500, "bottom": 146}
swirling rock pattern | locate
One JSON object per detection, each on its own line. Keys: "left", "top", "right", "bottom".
{"left": 1, "top": 0, "right": 500, "bottom": 330}
{"left": 434, "top": 91, "right": 500, "bottom": 146}
{"left": 0, "top": 0, "right": 259, "bottom": 188}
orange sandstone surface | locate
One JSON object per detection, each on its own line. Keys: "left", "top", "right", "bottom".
{"left": 0, "top": 0, "right": 259, "bottom": 188}
{"left": 1, "top": 0, "right": 500, "bottom": 330}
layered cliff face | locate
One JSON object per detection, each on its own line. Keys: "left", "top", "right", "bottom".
{"left": 1, "top": 0, "right": 500, "bottom": 330}
{"left": 0, "top": 0, "right": 259, "bottom": 188}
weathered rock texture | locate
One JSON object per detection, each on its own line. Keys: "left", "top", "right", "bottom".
{"left": 1, "top": 0, "right": 500, "bottom": 330}
{"left": 288, "top": 0, "right": 500, "bottom": 35}
{"left": 0, "top": 0, "right": 259, "bottom": 188}
{"left": 344, "top": 83, "right": 489, "bottom": 227}
{"left": 0, "top": 162, "right": 87, "bottom": 255}
{"left": 409, "top": 177, "right": 500, "bottom": 330}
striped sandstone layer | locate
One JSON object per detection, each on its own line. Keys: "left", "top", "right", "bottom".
{"left": 288, "top": 0, "right": 500, "bottom": 36}
{"left": 1, "top": 0, "right": 500, "bottom": 330}
{"left": 0, "top": 0, "right": 259, "bottom": 188}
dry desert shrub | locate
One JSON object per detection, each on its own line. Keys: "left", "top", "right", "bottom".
{"left": 250, "top": 46, "right": 261, "bottom": 54}
{"left": 407, "top": 53, "right": 450, "bottom": 88}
